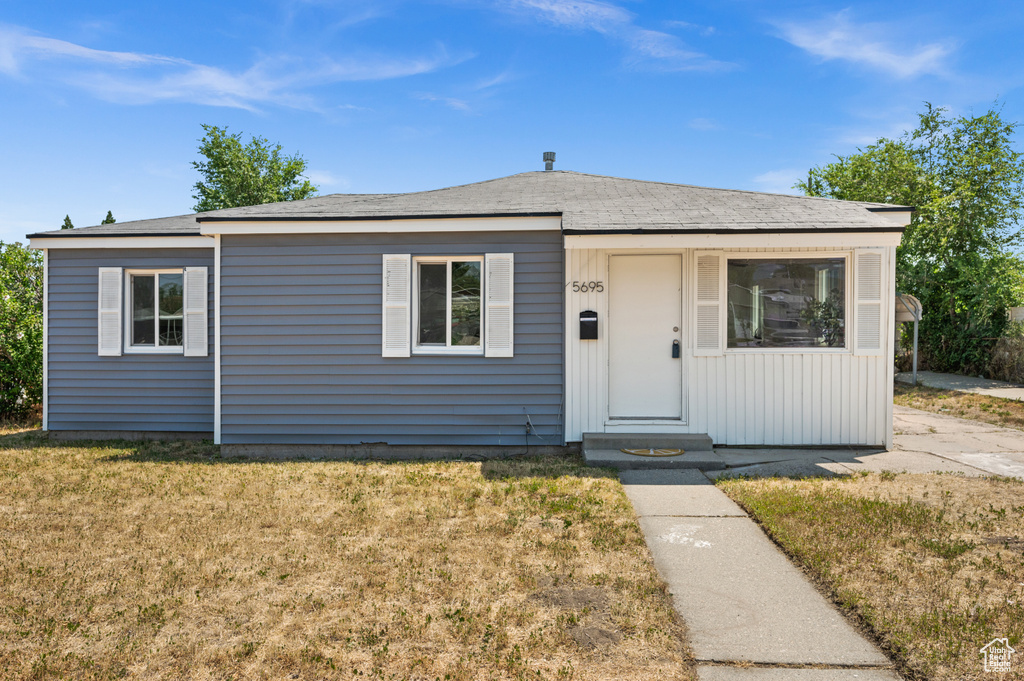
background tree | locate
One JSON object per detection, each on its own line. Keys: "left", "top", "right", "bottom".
{"left": 191, "top": 124, "right": 318, "bottom": 212}
{"left": 101, "top": 211, "right": 116, "bottom": 224}
{"left": 0, "top": 242, "right": 43, "bottom": 420}
{"left": 799, "top": 103, "right": 1024, "bottom": 375}
{"left": 61, "top": 215, "right": 73, "bottom": 230}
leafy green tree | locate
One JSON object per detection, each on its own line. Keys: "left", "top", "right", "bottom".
{"left": 799, "top": 103, "right": 1024, "bottom": 374}
{"left": 61, "top": 215, "right": 74, "bottom": 230}
{"left": 101, "top": 211, "right": 116, "bottom": 224}
{"left": 0, "top": 242, "right": 43, "bottom": 420}
{"left": 191, "top": 124, "right": 318, "bottom": 212}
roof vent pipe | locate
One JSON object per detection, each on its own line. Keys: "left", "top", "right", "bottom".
{"left": 543, "top": 151, "right": 556, "bottom": 171}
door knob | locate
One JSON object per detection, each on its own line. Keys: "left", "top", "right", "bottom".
{"left": 672, "top": 340, "right": 680, "bottom": 358}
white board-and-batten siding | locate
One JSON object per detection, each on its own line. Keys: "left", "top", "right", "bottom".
{"left": 564, "top": 245, "right": 896, "bottom": 447}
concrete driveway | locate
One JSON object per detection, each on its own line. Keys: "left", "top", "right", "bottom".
{"left": 892, "top": 405, "right": 1024, "bottom": 479}
{"left": 696, "top": 406, "right": 1024, "bottom": 481}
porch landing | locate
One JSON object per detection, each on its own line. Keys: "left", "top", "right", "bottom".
{"left": 582, "top": 432, "right": 721, "bottom": 470}
{"left": 582, "top": 433, "right": 893, "bottom": 473}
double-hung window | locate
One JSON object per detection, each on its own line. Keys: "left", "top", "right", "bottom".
{"left": 97, "top": 266, "right": 208, "bottom": 357}
{"left": 381, "top": 253, "right": 513, "bottom": 358}
{"left": 414, "top": 257, "right": 483, "bottom": 353}
{"left": 127, "top": 270, "right": 184, "bottom": 351}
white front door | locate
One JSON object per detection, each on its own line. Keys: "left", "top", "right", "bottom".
{"left": 608, "top": 254, "right": 683, "bottom": 419}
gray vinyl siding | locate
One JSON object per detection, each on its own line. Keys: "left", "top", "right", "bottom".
{"left": 47, "top": 248, "right": 215, "bottom": 433}
{"left": 220, "top": 231, "right": 564, "bottom": 445}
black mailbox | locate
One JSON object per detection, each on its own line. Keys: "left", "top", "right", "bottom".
{"left": 579, "top": 310, "right": 598, "bottom": 340}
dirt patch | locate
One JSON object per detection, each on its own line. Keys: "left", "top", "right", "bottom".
{"left": 569, "top": 626, "right": 623, "bottom": 649}
{"left": 533, "top": 577, "right": 610, "bottom": 611}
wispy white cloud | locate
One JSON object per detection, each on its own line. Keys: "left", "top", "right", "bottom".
{"left": 415, "top": 92, "right": 472, "bottom": 112}
{"left": 665, "top": 20, "right": 716, "bottom": 37}
{"left": 835, "top": 118, "right": 918, "bottom": 147}
{"left": 752, "top": 168, "right": 803, "bottom": 195}
{"left": 688, "top": 117, "right": 720, "bottom": 131}
{"left": 0, "top": 24, "right": 464, "bottom": 111}
{"left": 0, "top": 26, "right": 184, "bottom": 74}
{"left": 507, "top": 0, "right": 630, "bottom": 32}
{"left": 473, "top": 69, "right": 516, "bottom": 91}
{"left": 773, "top": 11, "right": 954, "bottom": 79}
{"left": 499, "top": 1, "right": 733, "bottom": 71}
{"left": 306, "top": 169, "right": 350, "bottom": 189}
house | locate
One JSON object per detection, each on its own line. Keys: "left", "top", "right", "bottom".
{"left": 27, "top": 169, "right": 910, "bottom": 452}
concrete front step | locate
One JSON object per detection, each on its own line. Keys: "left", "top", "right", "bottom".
{"left": 584, "top": 448, "right": 725, "bottom": 470}
{"left": 582, "top": 432, "right": 714, "bottom": 451}
{"left": 582, "top": 432, "right": 716, "bottom": 470}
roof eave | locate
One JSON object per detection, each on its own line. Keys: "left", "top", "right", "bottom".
{"left": 562, "top": 226, "right": 908, "bottom": 235}
{"left": 195, "top": 211, "right": 564, "bottom": 223}
{"left": 26, "top": 230, "right": 203, "bottom": 239}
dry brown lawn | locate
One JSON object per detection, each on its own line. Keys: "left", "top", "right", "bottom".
{"left": 719, "top": 472, "right": 1024, "bottom": 681}
{"left": 894, "top": 382, "right": 1024, "bottom": 431}
{"left": 0, "top": 427, "right": 692, "bottom": 680}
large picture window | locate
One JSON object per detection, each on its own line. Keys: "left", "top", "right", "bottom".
{"left": 727, "top": 257, "right": 846, "bottom": 348}
{"left": 414, "top": 257, "right": 482, "bottom": 352}
{"left": 128, "top": 270, "right": 184, "bottom": 350}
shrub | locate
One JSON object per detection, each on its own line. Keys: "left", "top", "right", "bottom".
{"left": 988, "top": 322, "right": 1024, "bottom": 384}
{"left": 0, "top": 242, "right": 43, "bottom": 419}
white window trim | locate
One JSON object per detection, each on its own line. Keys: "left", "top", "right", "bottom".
{"left": 411, "top": 256, "right": 485, "bottom": 356}
{"left": 723, "top": 251, "right": 852, "bottom": 354}
{"left": 123, "top": 268, "right": 186, "bottom": 355}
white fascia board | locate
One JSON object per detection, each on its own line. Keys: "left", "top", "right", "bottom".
{"left": 870, "top": 210, "right": 913, "bottom": 227}
{"left": 564, "top": 231, "right": 903, "bottom": 250}
{"left": 30, "top": 236, "right": 214, "bottom": 250}
{"left": 198, "top": 215, "right": 562, "bottom": 236}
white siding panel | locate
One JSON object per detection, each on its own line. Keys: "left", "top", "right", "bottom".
{"left": 564, "top": 245, "right": 893, "bottom": 446}
{"left": 815, "top": 352, "right": 823, "bottom": 444}
{"left": 831, "top": 356, "right": 842, "bottom": 443}
{"left": 753, "top": 355, "right": 765, "bottom": 444}
{"left": 783, "top": 354, "right": 794, "bottom": 444}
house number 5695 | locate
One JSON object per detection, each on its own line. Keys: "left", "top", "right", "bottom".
{"left": 571, "top": 281, "right": 604, "bottom": 293}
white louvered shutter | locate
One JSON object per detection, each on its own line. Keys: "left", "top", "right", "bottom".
{"left": 97, "top": 267, "right": 123, "bottom": 356}
{"left": 694, "top": 252, "right": 723, "bottom": 356}
{"left": 854, "top": 250, "right": 884, "bottom": 356}
{"left": 485, "top": 253, "right": 514, "bottom": 358}
{"left": 183, "top": 267, "right": 209, "bottom": 357}
{"left": 382, "top": 254, "right": 412, "bottom": 357}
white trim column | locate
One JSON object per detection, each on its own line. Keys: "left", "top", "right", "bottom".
{"left": 884, "top": 246, "right": 897, "bottom": 449}
{"left": 42, "top": 249, "right": 48, "bottom": 431}
{"left": 214, "top": 235, "right": 222, "bottom": 445}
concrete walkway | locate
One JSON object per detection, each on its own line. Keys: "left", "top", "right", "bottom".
{"left": 621, "top": 406, "right": 1024, "bottom": 679}
{"left": 896, "top": 370, "right": 1024, "bottom": 400}
{"left": 622, "top": 469, "right": 902, "bottom": 680}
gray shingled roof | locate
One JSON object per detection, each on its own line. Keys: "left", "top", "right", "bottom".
{"left": 28, "top": 171, "right": 908, "bottom": 238}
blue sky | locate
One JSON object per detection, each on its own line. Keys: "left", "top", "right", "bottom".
{"left": 2, "top": 0, "right": 1023, "bottom": 243}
